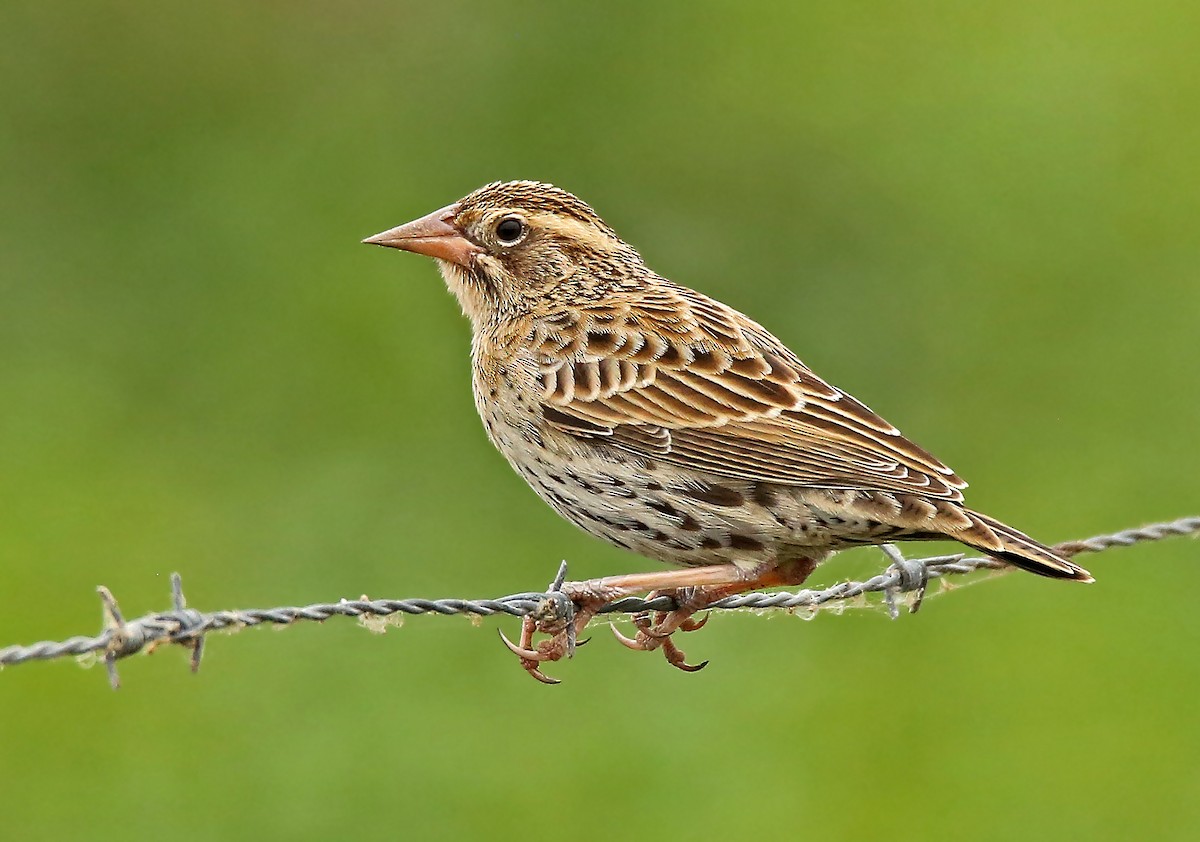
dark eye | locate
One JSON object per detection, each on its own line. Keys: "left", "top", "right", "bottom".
{"left": 495, "top": 216, "right": 525, "bottom": 245}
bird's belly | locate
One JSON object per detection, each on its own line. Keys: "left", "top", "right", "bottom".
{"left": 479, "top": 402, "right": 892, "bottom": 568}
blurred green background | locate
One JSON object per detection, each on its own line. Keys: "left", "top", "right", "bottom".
{"left": 2, "top": 2, "right": 1197, "bottom": 839}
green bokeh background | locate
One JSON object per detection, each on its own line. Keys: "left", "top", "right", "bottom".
{"left": 2, "top": 3, "right": 1197, "bottom": 839}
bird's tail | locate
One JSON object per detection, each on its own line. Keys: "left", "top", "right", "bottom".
{"left": 960, "top": 509, "right": 1094, "bottom": 582}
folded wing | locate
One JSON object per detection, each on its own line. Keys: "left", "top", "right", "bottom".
{"left": 531, "top": 281, "right": 967, "bottom": 501}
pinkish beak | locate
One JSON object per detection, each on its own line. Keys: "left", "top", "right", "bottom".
{"left": 362, "top": 203, "right": 482, "bottom": 267}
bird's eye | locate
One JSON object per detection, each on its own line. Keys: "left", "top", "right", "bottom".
{"left": 495, "top": 216, "right": 525, "bottom": 245}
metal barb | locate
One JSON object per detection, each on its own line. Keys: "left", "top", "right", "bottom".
{"left": 539, "top": 561, "right": 577, "bottom": 658}
{"left": 0, "top": 515, "right": 1195, "bottom": 683}
{"left": 549, "top": 560, "right": 569, "bottom": 593}
{"left": 880, "top": 546, "right": 902, "bottom": 620}
{"left": 880, "top": 544, "right": 943, "bottom": 618}
{"left": 96, "top": 586, "right": 126, "bottom": 690}
{"left": 169, "top": 573, "right": 205, "bottom": 674}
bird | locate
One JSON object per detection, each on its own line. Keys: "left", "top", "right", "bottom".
{"left": 364, "top": 180, "right": 1092, "bottom": 682}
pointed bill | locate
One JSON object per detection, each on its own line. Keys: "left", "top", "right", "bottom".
{"left": 362, "top": 203, "right": 482, "bottom": 267}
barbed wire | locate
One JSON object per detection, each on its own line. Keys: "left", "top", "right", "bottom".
{"left": 1, "top": 515, "right": 1196, "bottom": 688}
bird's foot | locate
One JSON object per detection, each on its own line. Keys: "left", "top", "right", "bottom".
{"left": 498, "top": 580, "right": 624, "bottom": 684}
{"left": 609, "top": 587, "right": 713, "bottom": 672}
{"left": 498, "top": 611, "right": 594, "bottom": 685}
{"left": 498, "top": 622, "right": 562, "bottom": 685}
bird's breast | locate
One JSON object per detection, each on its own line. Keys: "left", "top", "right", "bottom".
{"left": 471, "top": 345, "right": 551, "bottom": 454}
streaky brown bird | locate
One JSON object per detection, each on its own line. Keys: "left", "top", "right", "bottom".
{"left": 364, "top": 181, "right": 1092, "bottom": 682}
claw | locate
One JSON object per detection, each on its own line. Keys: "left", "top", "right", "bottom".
{"left": 610, "top": 623, "right": 648, "bottom": 651}
{"left": 575, "top": 636, "right": 591, "bottom": 647}
{"left": 678, "top": 612, "right": 710, "bottom": 633}
{"left": 498, "top": 628, "right": 545, "bottom": 661}
{"left": 526, "top": 665, "right": 561, "bottom": 685}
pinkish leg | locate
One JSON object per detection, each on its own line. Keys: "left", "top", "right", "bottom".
{"left": 611, "top": 558, "right": 819, "bottom": 671}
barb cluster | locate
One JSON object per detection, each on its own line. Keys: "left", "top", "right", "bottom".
{"left": 1, "top": 516, "right": 1196, "bottom": 687}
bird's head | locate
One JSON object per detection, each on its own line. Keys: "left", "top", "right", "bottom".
{"left": 364, "top": 181, "right": 641, "bottom": 325}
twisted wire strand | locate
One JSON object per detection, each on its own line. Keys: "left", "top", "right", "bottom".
{"left": 1, "top": 515, "right": 1196, "bottom": 687}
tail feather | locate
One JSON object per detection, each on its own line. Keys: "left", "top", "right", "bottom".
{"left": 961, "top": 509, "right": 1094, "bottom": 582}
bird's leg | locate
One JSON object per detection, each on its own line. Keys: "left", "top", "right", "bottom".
{"left": 611, "top": 557, "right": 819, "bottom": 672}
{"left": 502, "top": 559, "right": 818, "bottom": 680}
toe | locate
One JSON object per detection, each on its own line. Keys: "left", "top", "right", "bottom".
{"left": 661, "top": 638, "right": 709, "bottom": 673}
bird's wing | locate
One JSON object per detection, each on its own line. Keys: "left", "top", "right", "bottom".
{"left": 531, "top": 281, "right": 967, "bottom": 501}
